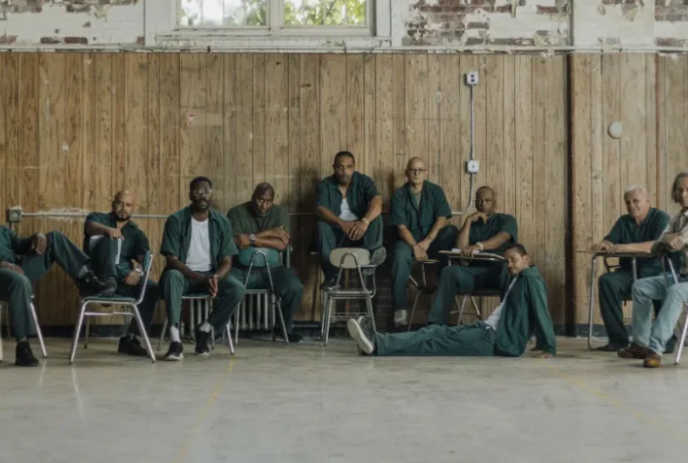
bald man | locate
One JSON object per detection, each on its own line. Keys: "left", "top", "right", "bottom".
{"left": 227, "top": 183, "right": 304, "bottom": 343}
{"left": 388, "top": 157, "right": 457, "bottom": 326}
{"left": 427, "top": 186, "right": 518, "bottom": 325}
{"left": 591, "top": 185, "right": 671, "bottom": 352}
{"left": 84, "top": 190, "right": 161, "bottom": 356}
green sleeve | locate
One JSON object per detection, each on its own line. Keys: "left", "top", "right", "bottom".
{"left": 434, "top": 187, "right": 452, "bottom": 220}
{"left": 219, "top": 218, "right": 239, "bottom": 259}
{"left": 160, "top": 215, "right": 181, "bottom": 257}
{"left": 362, "top": 175, "right": 380, "bottom": 203}
{"left": 135, "top": 230, "right": 150, "bottom": 257}
{"left": 498, "top": 215, "right": 518, "bottom": 242}
{"left": 315, "top": 180, "right": 330, "bottom": 210}
{"left": 389, "top": 194, "right": 406, "bottom": 227}
{"left": 527, "top": 277, "right": 556, "bottom": 355}
{"left": 277, "top": 206, "right": 290, "bottom": 233}
{"left": 652, "top": 212, "right": 671, "bottom": 240}
{"left": 227, "top": 208, "right": 243, "bottom": 237}
{"left": 603, "top": 217, "right": 624, "bottom": 244}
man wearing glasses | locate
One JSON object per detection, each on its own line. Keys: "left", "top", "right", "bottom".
{"left": 388, "top": 157, "right": 457, "bottom": 326}
{"left": 160, "top": 176, "right": 246, "bottom": 361}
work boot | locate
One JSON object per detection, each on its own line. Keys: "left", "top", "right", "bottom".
{"left": 617, "top": 343, "right": 649, "bottom": 359}
{"left": 118, "top": 336, "right": 148, "bottom": 357}
{"left": 643, "top": 350, "right": 662, "bottom": 368}
{"left": 77, "top": 271, "right": 109, "bottom": 297}
{"left": 272, "top": 326, "right": 303, "bottom": 344}
{"left": 15, "top": 341, "right": 39, "bottom": 367}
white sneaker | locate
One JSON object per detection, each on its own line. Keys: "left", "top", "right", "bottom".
{"left": 394, "top": 309, "right": 408, "bottom": 326}
{"left": 347, "top": 318, "right": 375, "bottom": 355}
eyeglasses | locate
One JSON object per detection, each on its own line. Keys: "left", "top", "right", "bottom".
{"left": 406, "top": 169, "right": 426, "bottom": 174}
{"left": 191, "top": 188, "right": 212, "bottom": 196}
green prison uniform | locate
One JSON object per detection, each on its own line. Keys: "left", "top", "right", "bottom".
{"left": 598, "top": 208, "right": 671, "bottom": 347}
{"left": 376, "top": 266, "right": 556, "bottom": 356}
{"left": 316, "top": 171, "right": 384, "bottom": 280}
{"left": 427, "top": 213, "right": 518, "bottom": 325}
{"left": 388, "top": 181, "right": 458, "bottom": 312}
{"left": 0, "top": 226, "right": 92, "bottom": 340}
{"left": 160, "top": 206, "right": 245, "bottom": 331}
{"left": 84, "top": 212, "right": 160, "bottom": 337}
{"left": 227, "top": 202, "right": 303, "bottom": 332}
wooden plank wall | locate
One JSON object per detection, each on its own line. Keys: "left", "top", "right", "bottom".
{"left": 0, "top": 53, "right": 568, "bottom": 328}
{"left": 571, "top": 54, "right": 688, "bottom": 330}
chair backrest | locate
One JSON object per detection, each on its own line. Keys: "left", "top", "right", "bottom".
{"left": 330, "top": 248, "right": 371, "bottom": 269}
{"left": 135, "top": 251, "right": 154, "bottom": 305}
{"left": 238, "top": 247, "right": 281, "bottom": 268}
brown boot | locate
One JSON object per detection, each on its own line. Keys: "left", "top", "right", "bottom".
{"left": 643, "top": 351, "right": 662, "bottom": 368}
{"left": 617, "top": 343, "right": 649, "bottom": 359}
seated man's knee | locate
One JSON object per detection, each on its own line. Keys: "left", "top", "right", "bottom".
{"left": 598, "top": 272, "right": 617, "bottom": 289}
{"left": 219, "top": 275, "right": 246, "bottom": 297}
{"left": 162, "top": 270, "right": 185, "bottom": 290}
{"left": 9, "top": 273, "right": 33, "bottom": 296}
{"left": 284, "top": 276, "right": 304, "bottom": 296}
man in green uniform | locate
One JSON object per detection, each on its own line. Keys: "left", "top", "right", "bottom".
{"left": 227, "top": 183, "right": 304, "bottom": 343}
{"left": 388, "top": 157, "right": 457, "bottom": 326}
{"left": 347, "top": 244, "right": 556, "bottom": 358}
{"left": 84, "top": 190, "right": 161, "bottom": 357}
{"left": 0, "top": 226, "right": 107, "bottom": 366}
{"left": 160, "top": 176, "right": 246, "bottom": 361}
{"left": 315, "top": 151, "right": 386, "bottom": 287}
{"left": 591, "top": 185, "right": 671, "bottom": 352}
{"left": 426, "top": 186, "right": 518, "bottom": 325}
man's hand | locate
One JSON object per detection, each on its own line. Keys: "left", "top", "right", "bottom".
{"left": 417, "top": 239, "right": 432, "bottom": 253}
{"left": 106, "top": 227, "right": 124, "bottom": 240}
{"left": 612, "top": 244, "right": 631, "bottom": 253}
{"left": 348, "top": 221, "right": 370, "bottom": 241}
{"left": 461, "top": 245, "right": 481, "bottom": 257}
{"left": 667, "top": 235, "right": 685, "bottom": 252}
{"left": 234, "top": 234, "right": 251, "bottom": 250}
{"left": 592, "top": 240, "right": 613, "bottom": 252}
{"left": 467, "top": 212, "right": 488, "bottom": 224}
{"left": 339, "top": 220, "right": 356, "bottom": 237}
{"left": 30, "top": 233, "right": 48, "bottom": 255}
{"left": 533, "top": 351, "right": 553, "bottom": 359}
{"left": 413, "top": 244, "right": 428, "bottom": 262}
{"left": 123, "top": 270, "right": 142, "bottom": 286}
{"left": 205, "top": 275, "right": 219, "bottom": 298}
{"left": 270, "top": 226, "right": 290, "bottom": 244}
{"left": 0, "top": 262, "right": 24, "bottom": 275}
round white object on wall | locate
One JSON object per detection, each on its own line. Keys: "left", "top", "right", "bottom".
{"left": 608, "top": 121, "right": 623, "bottom": 139}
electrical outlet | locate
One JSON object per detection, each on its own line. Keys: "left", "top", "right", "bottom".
{"left": 466, "top": 160, "right": 480, "bottom": 174}
{"left": 465, "top": 71, "right": 479, "bottom": 86}
{"left": 6, "top": 207, "right": 22, "bottom": 223}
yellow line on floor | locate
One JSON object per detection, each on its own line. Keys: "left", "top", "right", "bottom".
{"left": 173, "top": 358, "right": 237, "bottom": 463}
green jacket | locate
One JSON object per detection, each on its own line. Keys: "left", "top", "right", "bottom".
{"left": 84, "top": 212, "right": 150, "bottom": 259}
{"left": 494, "top": 265, "right": 556, "bottom": 357}
{"left": 316, "top": 171, "right": 380, "bottom": 219}
{"left": 160, "top": 206, "right": 238, "bottom": 272}
{"left": 227, "top": 202, "right": 290, "bottom": 236}
{"left": 468, "top": 213, "right": 518, "bottom": 257}
{"left": 604, "top": 208, "right": 670, "bottom": 272}
{"left": 0, "top": 226, "right": 31, "bottom": 264}
{"left": 390, "top": 181, "right": 452, "bottom": 241}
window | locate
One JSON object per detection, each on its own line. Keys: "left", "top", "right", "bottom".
{"left": 177, "top": 0, "right": 371, "bottom": 33}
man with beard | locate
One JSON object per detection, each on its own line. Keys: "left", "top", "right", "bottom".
{"left": 315, "top": 151, "right": 386, "bottom": 287}
{"left": 227, "top": 183, "right": 304, "bottom": 343}
{"left": 590, "top": 185, "right": 671, "bottom": 352}
{"left": 84, "top": 190, "right": 161, "bottom": 357}
{"left": 160, "top": 177, "right": 245, "bottom": 361}
{"left": 426, "top": 186, "right": 518, "bottom": 325}
{"left": 347, "top": 244, "right": 556, "bottom": 358}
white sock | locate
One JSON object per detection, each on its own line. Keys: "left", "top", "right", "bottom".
{"left": 170, "top": 326, "right": 181, "bottom": 343}
{"left": 199, "top": 322, "right": 211, "bottom": 333}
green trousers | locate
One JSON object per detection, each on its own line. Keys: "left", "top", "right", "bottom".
{"left": 1, "top": 231, "right": 90, "bottom": 340}
{"left": 160, "top": 269, "right": 245, "bottom": 330}
{"left": 230, "top": 265, "right": 303, "bottom": 332}
{"left": 316, "top": 217, "right": 383, "bottom": 280}
{"left": 599, "top": 268, "right": 676, "bottom": 350}
{"left": 87, "top": 236, "right": 160, "bottom": 337}
{"left": 376, "top": 321, "right": 497, "bottom": 356}
{"left": 427, "top": 263, "right": 507, "bottom": 325}
{"left": 389, "top": 225, "right": 458, "bottom": 311}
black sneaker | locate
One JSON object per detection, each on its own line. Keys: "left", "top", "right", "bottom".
{"left": 100, "top": 277, "right": 118, "bottom": 298}
{"left": 164, "top": 341, "right": 184, "bottom": 361}
{"left": 363, "top": 247, "right": 386, "bottom": 275}
{"left": 272, "top": 326, "right": 303, "bottom": 344}
{"left": 15, "top": 341, "right": 39, "bottom": 367}
{"left": 319, "top": 278, "right": 338, "bottom": 290}
{"left": 194, "top": 326, "right": 211, "bottom": 356}
{"left": 118, "top": 336, "right": 148, "bottom": 357}
{"left": 77, "top": 270, "right": 109, "bottom": 297}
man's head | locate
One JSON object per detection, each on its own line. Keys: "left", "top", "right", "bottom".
{"left": 475, "top": 186, "right": 496, "bottom": 215}
{"left": 504, "top": 244, "right": 530, "bottom": 276}
{"left": 333, "top": 151, "right": 356, "bottom": 185}
{"left": 189, "top": 176, "right": 213, "bottom": 211}
{"left": 405, "top": 157, "right": 427, "bottom": 187}
{"left": 112, "top": 190, "right": 136, "bottom": 222}
{"left": 251, "top": 183, "right": 275, "bottom": 217}
{"left": 623, "top": 185, "right": 651, "bottom": 220}
{"left": 672, "top": 172, "right": 688, "bottom": 209}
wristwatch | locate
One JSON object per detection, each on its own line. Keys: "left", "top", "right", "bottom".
{"left": 361, "top": 218, "right": 370, "bottom": 225}
{"left": 249, "top": 234, "right": 257, "bottom": 244}
{"left": 476, "top": 242, "right": 484, "bottom": 251}
{"left": 134, "top": 267, "right": 144, "bottom": 276}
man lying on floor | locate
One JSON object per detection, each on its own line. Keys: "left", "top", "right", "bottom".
{"left": 346, "top": 243, "right": 556, "bottom": 358}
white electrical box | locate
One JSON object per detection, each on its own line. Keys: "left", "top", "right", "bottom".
{"left": 465, "top": 71, "right": 479, "bottom": 86}
{"left": 466, "top": 160, "right": 480, "bottom": 174}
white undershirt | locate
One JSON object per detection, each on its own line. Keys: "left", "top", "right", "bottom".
{"left": 339, "top": 198, "right": 359, "bottom": 221}
{"left": 186, "top": 218, "right": 212, "bottom": 272}
{"left": 485, "top": 278, "right": 517, "bottom": 331}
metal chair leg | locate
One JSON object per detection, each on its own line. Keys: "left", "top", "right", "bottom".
{"left": 158, "top": 318, "right": 168, "bottom": 351}
{"left": 70, "top": 301, "right": 89, "bottom": 364}
{"left": 469, "top": 296, "right": 481, "bottom": 318}
{"left": 365, "top": 296, "right": 376, "bottom": 333}
{"left": 407, "top": 290, "right": 422, "bottom": 332}
{"left": 320, "top": 290, "right": 328, "bottom": 341}
{"left": 28, "top": 302, "right": 47, "bottom": 358}
{"left": 190, "top": 300, "right": 196, "bottom": 341}
{"left": 234, "top": 300, "right": 241, "bottom": 345}
{"left": 675, "top": 303, "right": 688, "bottom": 365}
{"left": 4, "top": 305, "right": 11, "bottom": 340}
{"left": 587, "top": 258, "right": 598, "bottom": 350}
{"left": 323, "top": 296, "right": 334, "bottom": 347}
{"left": 274, "top": 298, "right": 290, "bottom": 344}
{"left": 225, "top": 322, "right": 235, "bottom": 355}
{"left": 130, "top": 303, "right": 156, "bottom": 363}
{"left": 457, "top": 295, "right": 468, "bottom": 324}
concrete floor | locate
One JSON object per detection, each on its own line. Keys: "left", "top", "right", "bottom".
{"left": 1, "top": 336, "right": 688, "bottom": 463}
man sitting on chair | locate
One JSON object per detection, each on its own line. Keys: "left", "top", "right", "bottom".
{"left": 347, "top": 244, "right": 556, "bottom": 358}
{"left": 227, "top": 183, "right": 304, "bottom": 343}
{"left": 315, "top": 151, "right": 386, "bottom": 288}
{"left": 618, "top": 172, "right": 688, "bottom": 368}
{"left": 160, "top": 176, "right": 246, "bottom": 361}
{"left": 388, "top": 157, "right": 457, "bottom": 327}
{"left": 426, "top": 186, "right": 518, "bottom": 325}
{"left": 590, "top": 185, "right": 670, "bottom": 352}
{"left": 0, "top": 226, "right": 107, "bottom": 366}
{"left": 84, "top": 190, "right": 161, "bottom": 357}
